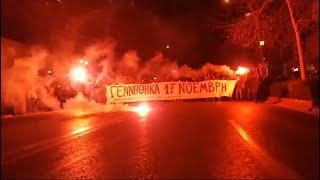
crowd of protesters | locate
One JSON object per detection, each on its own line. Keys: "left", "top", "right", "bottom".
{"left": 83, "top": 62, "right": 268, "bottom": 104}
{"left": 45, "top": 61, "right": 270, "bottom": 110}
{"left": 234, "top": 61, "right": 269, "bottom": 102}
{"left": 1, "top": 62, "right": 269, "bottom": 115}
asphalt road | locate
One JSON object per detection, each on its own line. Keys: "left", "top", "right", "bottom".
{"left": 1, "top": 102, "right": 319, "bottom": 179}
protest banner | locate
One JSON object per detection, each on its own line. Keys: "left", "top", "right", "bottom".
{"left": 106, "top": 80, "right": 237, "bottom": 103}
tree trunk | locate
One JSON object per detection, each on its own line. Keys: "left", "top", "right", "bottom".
{"left": 285, "top": 0, "right": 307, "bottom": 80}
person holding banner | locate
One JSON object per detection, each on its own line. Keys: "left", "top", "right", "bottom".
{"left": 234, "top": 74, "right": 247, "bottom": 101}
{"left": 256, "top": 61, "right": 269, "bottom": 102}
{"left": 246, "top": 69, "right": 259, "bottom": 101}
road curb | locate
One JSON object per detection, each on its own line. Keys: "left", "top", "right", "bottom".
{"left": 1, "top": 110, "right": 74, "bottom": 121}
{"left": 265, "top": 97, "right": 281, "bottom": 104}
{"left": 266, "top": 96, "right": 319, "bottom": 116}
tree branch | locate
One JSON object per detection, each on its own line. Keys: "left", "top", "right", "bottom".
{"left": 258, "top": 0, "right": 274, "bottom": 15}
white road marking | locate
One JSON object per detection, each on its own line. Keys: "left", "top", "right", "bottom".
{"left": 228, "top": 119, "right": 302, "bottom": 179}
{"left": 2, "top": 116, "right": 127, "bottom": 165}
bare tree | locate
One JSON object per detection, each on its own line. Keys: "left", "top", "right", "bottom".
{"left": 220, "top": 0, "right": 318, "bottom": 80}
{"left": 285, "top": 0, "right": 306, "bottom": 80}
{"left": 219, "top": 0, "right": 274, "bottom": 49}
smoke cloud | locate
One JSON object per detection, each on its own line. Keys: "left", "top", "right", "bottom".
{"left": 1, "top": 3, "right": 237, "bottom": 115}
{"left": 1, "top": 40, "right": 60, "bottom": 115}
{"left": 1, "top": 37, "right": 235, "bottom": 115}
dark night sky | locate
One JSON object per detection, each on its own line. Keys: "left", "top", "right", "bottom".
{"left": 1, "top": 0, "right": 257, "bottom": 68}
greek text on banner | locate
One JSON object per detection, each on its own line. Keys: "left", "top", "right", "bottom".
{"left": 106, "top": 80, "right": 237, "bottom": 103}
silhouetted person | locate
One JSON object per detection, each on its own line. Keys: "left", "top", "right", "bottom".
{"left": 235, "top": 74, "right": 247, "bottom": 101}
{"left": 246, "top": 70, "right": 259, "bottom": 101}
{"left": 54, "top": 87, "right": 66, "bottom": 109}
{"left": 256, "top": 61, "right": 269, "bottom": 102}
{"left": 59, "top": 98, "right": 66, "bottom": 109}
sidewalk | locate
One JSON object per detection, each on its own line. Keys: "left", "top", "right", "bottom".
{"left": 265, "top": 97, "right": 319, "bottom": 116}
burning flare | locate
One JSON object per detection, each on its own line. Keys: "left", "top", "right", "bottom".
{"left": 132, "top": 103, "right": 151, "bottom": 118}
{"left": 70, "top": 66, "right": 88, "bottom": 83}
{"left": 235, "top": 66, "right": 249, "bottom": 75}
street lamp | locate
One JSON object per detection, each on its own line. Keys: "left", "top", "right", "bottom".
{"left": 259, "top": 40, "right": 265, "bottom": 46}
{"left": 224, "top": 0, "right": 230, "bottom": 3}
{"left": 245, "top": 12, "right": 252, "bottom": 17}
{"left": 79, "top": 59, "right": 88, "bottom": 65}
{"left": 259, "top": 40, "right": 265, "bottom": 62}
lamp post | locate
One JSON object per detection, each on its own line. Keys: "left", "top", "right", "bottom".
{"left": 258, "top": 40, "right": 269, "bottom": 77}
{"left": 259, "top": 40, "right": 265, "bottom": 62}
{"left": 259, "top": 40, "right": 265, "bottom": 46}
{"left": 259, "top": 40, "right": 264, "bottom": 54}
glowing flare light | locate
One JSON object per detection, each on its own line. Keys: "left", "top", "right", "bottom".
{"left": 70, "top": 66, "right": 88, "bottom": 83}
{"left": 132, "top": 103, "right": 151, "bottom": 118}
{"left": 235, "top": 66, "right": 250, "bottom": 75}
